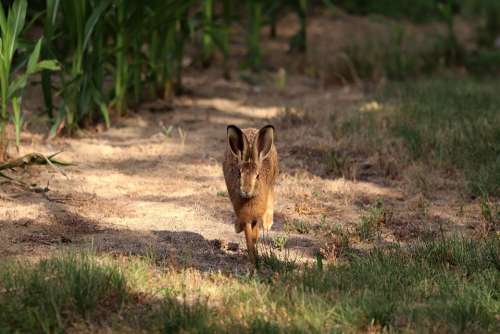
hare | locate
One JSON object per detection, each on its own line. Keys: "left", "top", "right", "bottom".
{"left": 222, "top": 124, "right": 279, "bottom": 265}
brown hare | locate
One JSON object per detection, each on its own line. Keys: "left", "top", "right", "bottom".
{"left": 222, "top": 124, "right": 279, "bottom": 265}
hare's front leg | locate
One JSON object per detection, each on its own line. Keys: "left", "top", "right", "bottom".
{"left": 244, "top": 223, "right": 258, "bottom": 265}
{"left": 262, "top": 191, "right": 274, "bottom": 231}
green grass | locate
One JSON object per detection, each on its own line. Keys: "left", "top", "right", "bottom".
{"left": 384, "top": 78, "right": 500, "bottom": 195}
{"left": 339, "top": 77, "right": 500, "bottom": 196}
{"left": 285, "top": 218, "right": 311, "bottom": 234}
{"left": 356, "top": 199, "right": 386, "bottom": 241}
{"left": 0, "top": 252, "right": 128, "bottom": 333}
{"left": 216, "top": 190, "right": 228, "bottom": 197}
{"left": 271, "top": 234, "right": 289, "bottom": 251}
{"left": 0, "top": 237, "right": 498, "bottom": 333}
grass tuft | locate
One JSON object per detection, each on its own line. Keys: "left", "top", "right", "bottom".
{"left": 0, "top": 252, "right": 127, "bottom": 333}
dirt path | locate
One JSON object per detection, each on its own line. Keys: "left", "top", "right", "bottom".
{"left": 1, "top": 66, "right": 482, "bottom": 273}
{"left": 0, "top": 72, "right": 322, "bottom": 271}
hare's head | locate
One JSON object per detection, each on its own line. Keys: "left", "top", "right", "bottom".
{"left": 227, "top": 125, "right": 275, "bottom": 199}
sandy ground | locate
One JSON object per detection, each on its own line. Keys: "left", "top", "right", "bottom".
{"left": 0, "top": 12, "right": 486, "bottom": 273}
{"left": 0, "top": 72, "right": 325, "bottom": 272}
{"left": 0, "top": 69, "right": 483, "bottom": 274}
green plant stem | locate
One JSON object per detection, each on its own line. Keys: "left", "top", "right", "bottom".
{"left": 247, "top": 0, "right": 262, "bottom": 71}
{"left": 202, "top": 0, "right": 213, "bottom": 67}
{"left": 115, "top": 0, "right": 127, "bottom": 114}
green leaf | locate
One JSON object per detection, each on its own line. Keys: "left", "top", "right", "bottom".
{"left": 92, "top": 88, "right": 110, "bottom": 128}
{"left": 12, "top": 96, "right": 22, "bottom": 147}
{"left": 0, "top": 1, "right": 7, "bottom": 34}
{"left": 36, "top": 60, "right": 60, "bottom": 71}
{"left": 82, "top": 0, "right": 112, "bottom": 51}
{"left": 7, "top": 41, "right": 58, "bottom": 100}
{"left": 46, "top": 0, "right": 61, "bottom": 28}
{"left": 8, "top": 73, "right": 28, "bottom": 99}
{"left": 0, "top": 38, "right": 4, "bottom": 63}
{"left": 7, "top": 0, "right": 27, "bottom": 59}
{"left": 49, "top": 103, "right": 66, "bottom": 138}
{"left": 27, "top": 39, "right": 42, "bottom": 74}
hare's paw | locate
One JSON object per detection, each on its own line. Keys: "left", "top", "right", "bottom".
{"left": 234, "top": 221, "right": 244, "bottom": 233}
{"left": 262, "top": 212, "right": 273, "bottom": 231}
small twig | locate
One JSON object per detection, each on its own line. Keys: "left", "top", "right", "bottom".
{"left": 0, "top": 170, "right": 15, "bottom": 181}
{"left": 0, "top": 152, "right": 72, "bottom": 190}
{"left": 0, "top": 152, "right": 72, "bottom": 172}
{"left": 43, "top": 154, "right": 69, "bottom": 179}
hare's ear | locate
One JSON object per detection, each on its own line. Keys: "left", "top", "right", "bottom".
{"left": 227, "top": 125, "right": 247, "bottom": 159}
{"left": 254, "top": 125, "right": 274, "bottom": 161}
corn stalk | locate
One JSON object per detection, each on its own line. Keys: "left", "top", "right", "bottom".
{"left": 269, "top": 0, "right": 280, "bottom": 38}
{"left": 52, "top": 0, "right": 111, "bottom": 136}
{"left": 222, "top": 0, "right": 232, "bottom": 78}
{"left": 202, "top": 0, "right": 214, "bottom": 67}
{"left": 289, "top": 0, "right": 308, "bottom": 53}
{"left": 0, "top": 0, "right": 59, "bottom": 160}
{"left": 41, "top": 0, "right": 60, "bottom": 120}
{"left": 145, "top": 0, "right": 194, "bottom": 99}
{"left": 247, "top": 0, "right": 262, "bottom": 71}
{"left": 113, "top": 0, "right": 128, "bottom": 115}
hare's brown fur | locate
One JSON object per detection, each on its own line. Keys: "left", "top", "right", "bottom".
{"left": 223, "top": 126, "right": 278, "bottom": 264}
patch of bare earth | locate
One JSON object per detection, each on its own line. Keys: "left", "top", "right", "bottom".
{"left": 0, "top": 12, "right": 486, "bottom": 272}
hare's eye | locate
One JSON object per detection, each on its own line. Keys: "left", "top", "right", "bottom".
{"left": 256, "top": 173, "right": 260, "bottom": 180}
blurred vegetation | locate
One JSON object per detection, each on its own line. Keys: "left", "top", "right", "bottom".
{"left": 0, "top": 237, "right": 497, "bottom": 332}
{"left": 334, "top": 0, "right": 459, "bottom": 22}
{"left": 0, "top": 0, "right": 498, "bottom": 160}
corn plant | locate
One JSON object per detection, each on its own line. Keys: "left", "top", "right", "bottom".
{"left": 144, "top": 0, "right": 195, "bottom": 99}
{"left": 51, "top": 0, "right": 111, "bottom": 135}
{"left": 247, "top": 0, "right": 262, "bottom": 71}
{"left": 41, "top": 0, "right": 60, "bottom": 120}
{"left": 434, "top": 0, "right": 465, "bottom": 67}
{"left": 109, "top": 0, "right": 148, "bottom": 114}
{"left": 221, "top": 0, "right": 232, "bottom": 78}
{"left": 202, "top": 0, "right": 214, "bottom": 67}
{"left": 268, "top": 0, "right": 281, "bottom": 38}
{"left": 199, "top": 0, "right": 231, "bottom": 77}
{"left": 208, "top": 0, "right": 232, "bottom": 78}
{"left": 0, "top": 0, "right": 58, "bottom": 159}
{"left": 289, "top": 0, "right": 308, "bottom": 52}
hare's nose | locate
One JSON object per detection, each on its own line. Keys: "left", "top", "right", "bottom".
{"left": 240, "top": 190, "right": 251, "bottom": 198}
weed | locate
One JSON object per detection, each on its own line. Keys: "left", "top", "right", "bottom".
{"left": 286, "top": 219, "right": 311, "bottom": 234}
{"left": 161, "top": 124, "right": 174, "bottom": 138}
{"left": 356, "top": 199, "right": 387, "bottom": 241}
{"left": 478, "top": 193, "right": 499, "bottom": 237}
{"left": 159, "top": 296, "right": 217, "bottom": 334}
{"left": 317, "top": 220, "right": 351, "bottom": 260}
{"left": 327, "top": 224, "right": 350, "bottom": 249}
{"left": 324, "top": 149, "right": 348, "bottom": 177}
{"left": 278, "top": 106, "right": 312, "bottom": 129}
{"left": 271, "top": 234, "right": 289, "bottom": 251}
{"left": 216, "top": 190, "right": 228, "bottom": 197}
{"left": 259, "top": 244, "right": 298, "bottom": 276}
